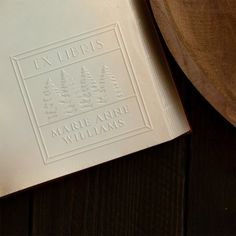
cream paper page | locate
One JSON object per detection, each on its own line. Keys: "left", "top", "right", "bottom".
{"left": 0, "top": 0, "right": 189, "bottom": 197}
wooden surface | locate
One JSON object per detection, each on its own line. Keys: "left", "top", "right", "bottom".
{"left": 1, "top": 19, "right": 236, "bottom": 236}
{"left": 150, "top": 0, "right": 236, "bottom": 127}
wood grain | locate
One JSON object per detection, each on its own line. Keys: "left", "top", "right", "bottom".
{"left": 187, "top": 83, "right": 236, "bottom": 236}
{"left": 0, "top": 192, "right": 31, "bottom": 235}
{"left": 150, "top": 0, "right": 236, "bottom": 127}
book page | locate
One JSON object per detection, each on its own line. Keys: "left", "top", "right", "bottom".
{"left": 0, "top": 0, "right": 189, "bottom": 197}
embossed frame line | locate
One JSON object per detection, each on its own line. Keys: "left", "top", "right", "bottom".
{"left": 11, "top": 23, "right": 153, "bottom": 164}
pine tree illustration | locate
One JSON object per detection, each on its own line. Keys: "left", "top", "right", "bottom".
{"left": 88, "top": 67, "right": 100, "bottom": 105}
{"left": 42, "top": 77, "right": 58, "bottom": 121}
{"left": 65, "top": 70, "right": 80, "bottom": 113}
{"left": 79, "top": 66, "right": 94, "bottom": 109}
{"left": 97, "top": 66, "right": 108, "bottom": 105}
{"left": 90, "top": 73, "right": 99, "bottom": 94}
{"left": 72, "top": 73, "right": 81, "bottom": 107}
{"left": 99, "top": 65, "right": 124, "bottom": 103}
{"left": 59, "top": 69, "right": 77, "bottom": 116}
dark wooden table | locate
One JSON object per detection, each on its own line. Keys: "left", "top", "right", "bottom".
{"left": 0, "top": 24, "right": 236, "bottom": 236}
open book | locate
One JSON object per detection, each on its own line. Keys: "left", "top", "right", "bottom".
{"left": 0, "top": 0, "right": 190, "bottom": 197}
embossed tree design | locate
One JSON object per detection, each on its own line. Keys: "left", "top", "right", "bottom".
{"left": 99, "top": 65, "right": 124, "bottom": 103}
{"left": 88, "top": 67, "right": 100, "bottom": 106}
{"left": 97, "top": 66, "right": 108, "bottom": 105}
{"left": 89, "top": 71, "right": 99, "bottom": 95}
{"left": 59, "top": 69, "right": 77, "bottom": 116}
{"left": 80, "top": 66, "right": 95, "bottom": 109}
{"left": 42, "top": 77, "right": 59, "bottom": 122}
{"left": 72, "top": 73, "right": 82, "bottom": 109}
{"left": 65, "top": 69, "right": 81, "bottom": 112}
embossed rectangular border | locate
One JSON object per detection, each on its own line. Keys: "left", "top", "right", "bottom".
{"left": 11, "top": 23, "right": 153, "bottom": 164}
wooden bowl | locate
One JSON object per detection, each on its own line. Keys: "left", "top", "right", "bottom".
{"left": 150, "top": 0, "right": 236, "bottom": 127}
